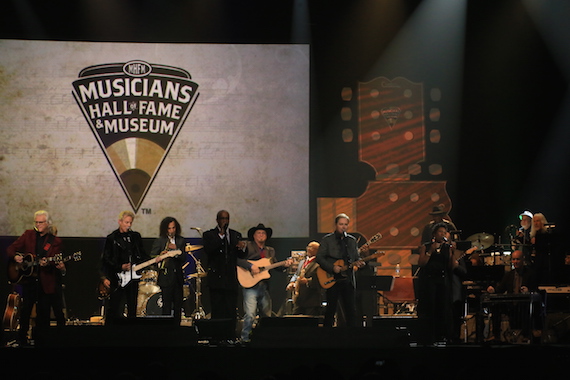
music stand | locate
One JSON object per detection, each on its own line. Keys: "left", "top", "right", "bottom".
{"left": 380, "top": 276, "right": 417, "bottom": 315}
{"left": 358, "top": 275, "right": 394, "bottom": 291}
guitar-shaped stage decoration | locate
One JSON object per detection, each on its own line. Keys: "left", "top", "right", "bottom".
{"left": 117, "top": 250, "right": 181, "bottom": 287}
{"left": 317, "top": 232, "right": 383, "bottom": 289}
{"left": 237, "top": 258, "right": 291, "bottom": 288}
{"left": 7, "top": 251, "right": 82, "bottom": 284}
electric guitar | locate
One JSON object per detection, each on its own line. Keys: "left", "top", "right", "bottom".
{"left": 236, "top": 258, "right": 291, "bottom": 288}
{"left": 316, "top": 232, "right": 383, "bottom": 289}
{"left": 7, "top": 251, "right": 82, "bottom": 284}
{"left": 117, "top": 250, "right": 181, "bottom": 288}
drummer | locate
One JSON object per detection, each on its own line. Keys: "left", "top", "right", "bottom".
{"left": 150, "top": 216, "right": 188, "bottom": 325}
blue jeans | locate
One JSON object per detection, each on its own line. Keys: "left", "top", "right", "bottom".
{"left": 241, "top": 281, "right": 271, "bottom": 341}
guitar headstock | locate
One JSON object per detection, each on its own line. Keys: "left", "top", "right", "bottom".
{"left": 71, "top": 251, "right": 82, "bottom": 261}
{"left": 165, "top": 249, "right": 181, "bottom": 258}
{"left": 368, "top": 232, "right": 383, "bottom": 245}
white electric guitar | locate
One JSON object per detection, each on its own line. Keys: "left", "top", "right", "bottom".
{"left": 117, "top": 250, "right": 181, "bottom": 287}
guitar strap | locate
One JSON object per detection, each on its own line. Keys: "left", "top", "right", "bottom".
{"left": 339, "top": 236, "right": 350, "bottom": 265}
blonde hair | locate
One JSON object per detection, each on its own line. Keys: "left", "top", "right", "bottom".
{"left": 118, "top": 210, "right": 135, "bottom": 221}
{"left": 530, "top": 212, "right": 548, "bottom": 238}
{"left": 34, "top": 210, "right": 52, "bottom": 225}
{"left": 335, "top": 213, "right": 350, "bottom": 224}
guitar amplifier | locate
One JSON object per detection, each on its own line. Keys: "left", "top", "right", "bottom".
{"left": 539, "top": 287, "right": 570, "bottom": 312}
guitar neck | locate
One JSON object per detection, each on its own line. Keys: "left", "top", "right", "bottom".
{"left": 132, "top": 258, "right": 156, "bottom": 272}
{"left": 360, "top": 253, "right": 381, "bottom": 263}
{"left": 261, "top": 260, "right": 288, "bottom": 271}
{"left": 132, "top": 250, "right": 180, "bottom": 272}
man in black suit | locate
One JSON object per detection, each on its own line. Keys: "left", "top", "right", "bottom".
{"left": 202, "top": 210, "right": 246, "bottom": 322}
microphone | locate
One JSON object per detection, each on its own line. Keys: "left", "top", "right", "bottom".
{"left": 443, "top": 237, "right": 448, "bottom": 242}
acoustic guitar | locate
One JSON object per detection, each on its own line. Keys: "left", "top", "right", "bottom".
{"left": 2, "top": 293, "right": 21, "bottom": 331}
{"left": 7, "top": 251, "right": 82, "bottom": 284}
{"left": 316, "top": 232, "right": 383, "bottom": 289}
{"left": 236, "top": 258, "right": 290, "bottom": 288}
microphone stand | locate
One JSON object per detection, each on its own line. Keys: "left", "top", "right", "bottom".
{"left": 186, "top": 244, "right": 206, "bottom": 320}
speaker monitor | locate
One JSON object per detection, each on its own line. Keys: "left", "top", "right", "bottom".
{"left": 194, "top": 318, "right": 237, "bottom": 341}
{"left": 251, "top": 325, "right": 409, "bottom": 348}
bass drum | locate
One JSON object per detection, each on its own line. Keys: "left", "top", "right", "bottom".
{"left": 140, "top": 270, "right": 158, "bottom": 284}
{"left": 143, "top": 292, "right": 164, "bottom": 316}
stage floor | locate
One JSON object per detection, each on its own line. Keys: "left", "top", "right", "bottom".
{"left": 2, "top": 324, "right": 568, "bottom": 380}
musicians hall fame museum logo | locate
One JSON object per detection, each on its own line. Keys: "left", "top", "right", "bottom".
{"left": 72, "top": 61, "right": 200, "bottom": 212}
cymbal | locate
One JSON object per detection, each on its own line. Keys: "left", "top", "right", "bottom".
{"left": 466, "top": 232, "right": 494, "bottom": 248}
{"left": 185, "top": 245, "right": 203, "bottom": 252}
{"left": 187, "top": 272, "right": 207, "bottom": 278}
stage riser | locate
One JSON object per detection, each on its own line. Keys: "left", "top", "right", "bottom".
{"left": 251, "top": 326, "right": 410, "bottom": 348}
{"left": 36, "top": 325, "right": 198, "bottom": 347}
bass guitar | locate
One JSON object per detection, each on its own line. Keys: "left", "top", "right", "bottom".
{"left": 316, "top": 232, "right": 383, "bottom": 289}
{"left": 117, "top": 250, "right": 181, "bottom": 288}
{"left": 7, "top": 251, "right": 82, "bottom": 284}
{"left": 237, "top": 258, "right": 290, "bottom": 288}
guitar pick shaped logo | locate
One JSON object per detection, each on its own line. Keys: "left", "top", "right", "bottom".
{"left": 381, "top": 106, "right": 401, "bottom": 129}
{"left": 72, "top": 61, "right": 199, "bottom": 212}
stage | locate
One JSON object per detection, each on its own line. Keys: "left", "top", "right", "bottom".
{"left": 2, "top": 323, "right": 568, "bottom": 380}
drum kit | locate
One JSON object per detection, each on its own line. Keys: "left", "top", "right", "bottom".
{"left": 135, "top": 244, "right": 205, "bottom": 318}
{"left": 136, "top": 269, "right": 162, "bottom": 317}
{"left": 184, "top": 243, "right": 207, "bottom": 320}
{"left": 463, "top": 231, "right": 526, "bottom": 267}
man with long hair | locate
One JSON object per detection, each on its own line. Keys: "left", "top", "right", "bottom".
{"left": 150, "top": 216, "right": 187, "bottom": 325}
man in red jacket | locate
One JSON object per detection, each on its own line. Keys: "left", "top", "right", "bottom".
{"left": 7, "top": 210, "right": 66, "bottom": 345}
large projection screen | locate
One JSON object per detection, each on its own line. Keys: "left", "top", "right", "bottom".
{"left": 0, "top": 40, "right": 310, "bottom": 238}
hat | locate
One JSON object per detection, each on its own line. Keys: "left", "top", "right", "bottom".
{"left": 429, "top": 204, "right": 447, "bottom": 216}
{"left": 519, "top": 210, "right": 533, "bottom": 220}
{"left": 247, "top": 223, "right": 273, "bottom": 240}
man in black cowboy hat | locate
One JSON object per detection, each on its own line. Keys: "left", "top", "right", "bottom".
{"left": 237, "top": 223, "right": 292, "bottom": 342}
{"left": 420, "top": 204, "right": 458, "bottom": 245}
